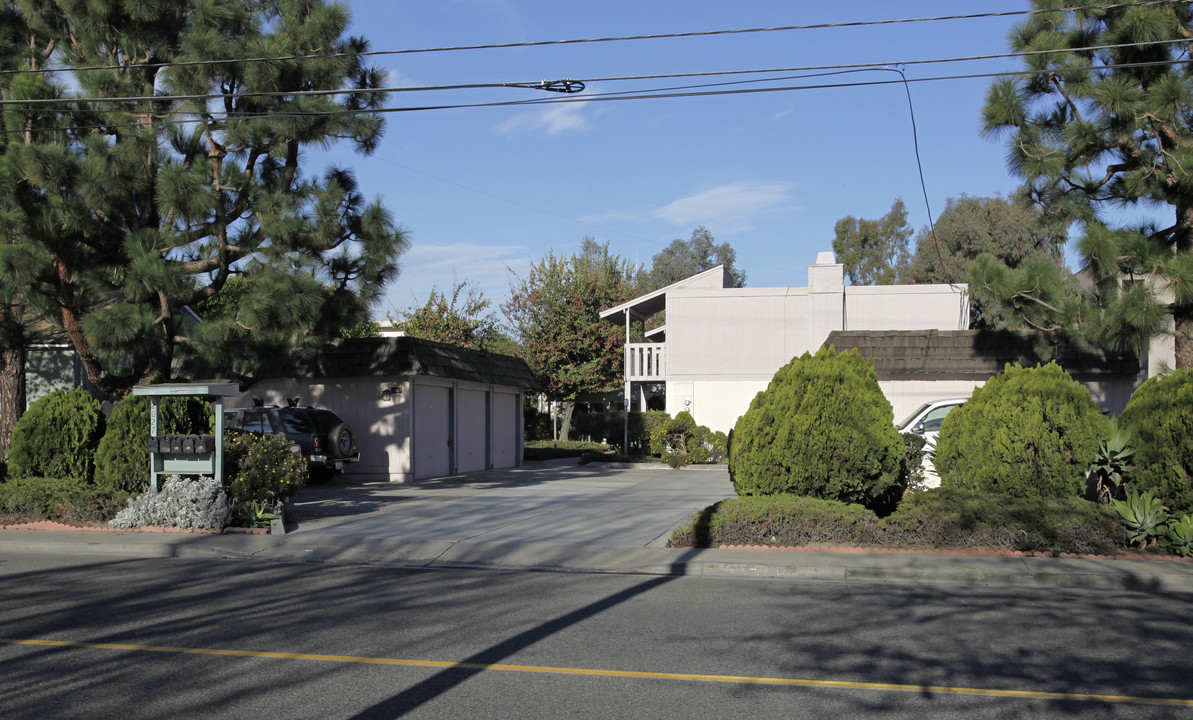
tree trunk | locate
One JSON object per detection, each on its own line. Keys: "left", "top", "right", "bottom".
{"left": 1175, "top": 310, "right": 1193, "bottom": 372}
{"left": 0, "top": 340, "right": 25, "bottom": 451}
{"left": 557, "top": 400, "right": 575, "bottom": 443}
{"left": 0, "top": 301, "right": 26, "bottom": 450}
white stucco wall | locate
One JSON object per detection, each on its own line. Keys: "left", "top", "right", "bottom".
{"left": 658, "top": 259, "right": 970, "bottom": 432}
{"left": 666, "top": 379, "right": 769, "bottom": 434}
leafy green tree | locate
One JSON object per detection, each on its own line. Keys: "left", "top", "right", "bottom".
{"left": 832, "top": 199, "right": 912, "bottom": 285}
{"left": 390, "top": 280, "right": 501, "bottom": 351}
{"left": 647, "top": 226, "right": 745, "bottom": 290}
{"left": 503, "top": 241, "right": 642, "bottom": 441}
{"left": 906, "top": 195, "right": 1066, "bottom": 327}
{"left": 0, "top": 0, "right": 409, "bottom": 399}
{"left": 981, "top": 0, "right": 1193, "bottom": 369}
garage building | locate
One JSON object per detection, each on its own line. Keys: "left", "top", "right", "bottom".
{"left": 236, "top": 337, "right": 538, "bottom": 482}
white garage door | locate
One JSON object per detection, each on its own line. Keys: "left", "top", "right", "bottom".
{"left": 491, "top": 392, "right": 518, "bottom": 469}
{"left": 414, "top": 385, "right": 451, "bottom": 480}
{"left": 456, "top": 389, "right": 488, "bottom": 473}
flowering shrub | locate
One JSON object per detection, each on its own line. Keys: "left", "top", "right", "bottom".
{"left": 223, "top": 431, "right": 308, "bottom": 502}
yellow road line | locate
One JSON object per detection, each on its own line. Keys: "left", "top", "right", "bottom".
{"left": 4, "top": 637, "right": 1192, "bottom": 707}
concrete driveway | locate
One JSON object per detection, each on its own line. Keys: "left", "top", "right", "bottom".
{"left": 288, "top": 461, "right": 736, "bottom": 549}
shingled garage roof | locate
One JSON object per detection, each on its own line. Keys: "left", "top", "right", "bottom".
{"left": 251, "top": 337, "right": 539, "bottom": 389}
{"left": 824, "top": 329, "right": 1140, "bottom": 380}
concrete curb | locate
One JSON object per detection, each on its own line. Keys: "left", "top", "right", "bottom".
{"left": 5, "top": 529, "right": 1193, "bottom": 595}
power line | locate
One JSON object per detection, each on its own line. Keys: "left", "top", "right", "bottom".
{"left": 0, "top": 1, "right": 1179, "bottom": 79}
{"left": 4, "top": 56, "right": 1188, "bottom": 138}
{"left": 1, "top": 38, "right": 1187, "bottom": 110}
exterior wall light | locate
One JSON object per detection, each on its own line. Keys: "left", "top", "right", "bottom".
{"left": 381, "top": 386, "right": 402, "bottom": 402}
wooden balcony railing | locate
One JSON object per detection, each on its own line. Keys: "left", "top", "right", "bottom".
{"left": 626, "top": 343, "right": 665, "bottom": 381}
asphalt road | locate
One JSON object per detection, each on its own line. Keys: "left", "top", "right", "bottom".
{"left": 1, "top": 553, "right": 1191, "bottom": 719}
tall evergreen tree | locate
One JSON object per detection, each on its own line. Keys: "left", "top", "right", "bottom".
{"left": 0, "top": 0, "right": 408, "bottom": 414}
{"left": 981, "top": 0, "right": 1193, "bottom": 368}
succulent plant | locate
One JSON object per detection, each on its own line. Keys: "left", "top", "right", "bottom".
{"left": 1164, "top": 514, "right": 1193, "bottom": 557}
{"left": 1113, "top": 491, "right": 1169, "bottom": 548}
{"left": 1089, "top": 419, "right": 1136, "bottom": 504}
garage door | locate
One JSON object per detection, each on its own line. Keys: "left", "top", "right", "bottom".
{"left": 414, "top": 385, "right": 451, "bottom": 480}
{"left": 491, "top": 392, "right": 518, "bottom": 469}
{"left": 456, "top": 389, "right": 488, "bottom": 473}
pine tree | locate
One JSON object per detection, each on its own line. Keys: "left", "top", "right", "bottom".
{"left": 982, "top": 0, "right": 1193, "bottom": 368}
{"left": 0, "top": 0, "right": 409, "bottom": 409}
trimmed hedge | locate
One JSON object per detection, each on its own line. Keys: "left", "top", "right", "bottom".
{"left": 885, "top": 486, "right": 1126, "bottom": 556}
{"left": 669, "top": 488, "right": 1127, "bottom": 556}
{"left": 934, "top": 362, "right": 1106, "bottom": 499}
{"left": 8, "top": 388, "right": 105, "bottom": 483}
{"left": 669, "top": 494, "right": 883, "bottom": 548}
{"left": 1118, "top": 369, "right": 1193, "bottom": 515}
{"left": 728, "top": 347, "right": 904, "bottom": 509}
{"left": 0, "top": 476, "right": 130, "bottom": 525}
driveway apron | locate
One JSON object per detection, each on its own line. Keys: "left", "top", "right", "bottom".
{"left": 288, "top": 463, "right": 735, "bottom": 549}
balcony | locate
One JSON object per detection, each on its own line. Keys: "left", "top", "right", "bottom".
{"left": 626, "top": 343, "right": 666, "bottom": 381}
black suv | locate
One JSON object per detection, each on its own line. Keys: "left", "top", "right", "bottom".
{"left": 224, "top": 404, "right": 359, "bottom": 481}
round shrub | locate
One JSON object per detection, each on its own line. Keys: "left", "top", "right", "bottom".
{"left": 223, "top": 430, "right": 308, "bottom": 502}
{"left": 728, "top": 347, "right": 904, "bottom": 509}
{"left": 1118, "top": 369, "right": 1193, "bottom": 515}
{"left": 8, "top": 388, "right": 105, "bottom": 483}
{"left": 934, "top": 362, "right": 1106, "bottom": 499}
{"left": 94, "top": 395, "right": 213, "bottom": 493}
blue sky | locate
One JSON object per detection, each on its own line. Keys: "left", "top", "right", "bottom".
{"left": 319, "top": 1, "right": 1055, "bottom": 318}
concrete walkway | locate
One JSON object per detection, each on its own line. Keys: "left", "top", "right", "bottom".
{"left": 3, "top": 461, "right": 1193, "bottom": 594}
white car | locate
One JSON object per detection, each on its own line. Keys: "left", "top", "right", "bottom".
{"left": 895, "top": 398, "right": 967, "bottom": 490}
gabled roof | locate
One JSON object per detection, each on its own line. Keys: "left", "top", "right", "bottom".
{"left": 250, "top": 337, "right": 539, "bottom": 389}
{"left": 600, "top": 265, "right": 735, "bottom": 325}
{"left": 825, "top": 329, "right": 1139, "bottom": 380}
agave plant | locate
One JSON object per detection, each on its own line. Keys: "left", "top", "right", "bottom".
{"left": 1114, "top": 491, "right": 1169, "bottom": 548}
{"left": 1164, "top": 515, "right": 1193, "bottom": 558}
{"left": 1090, "top": 419, "right": 1136, "bottom": 504}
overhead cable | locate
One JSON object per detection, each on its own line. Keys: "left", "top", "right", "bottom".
{"left": 0, "top": 38, "right": 1186, "bottom": 110}
{"left": 0, "top": 0, "right": 1179, "bottom": 78}
{"left": 1, "top": 57, "right": 1187, "bottom": 137}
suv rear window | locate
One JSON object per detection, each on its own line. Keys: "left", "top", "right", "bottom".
{"left": 278, "top": 409, "right": 313, "bottom": 434}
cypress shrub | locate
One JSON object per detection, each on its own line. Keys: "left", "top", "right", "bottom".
{"left": 8, "top": 388, "right": 105, "bottom": 483}
{"left": 1118, "top": 370, "right": 1193, "bottom": 515}
{"left": 934, "top": 362, "right": 1106, "bottom": 499}
{"left": 94, "top": 395, "right": 213, "bottom": 493}
{"left": 728, "top": 347, "right": 904, "bottom": 509}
